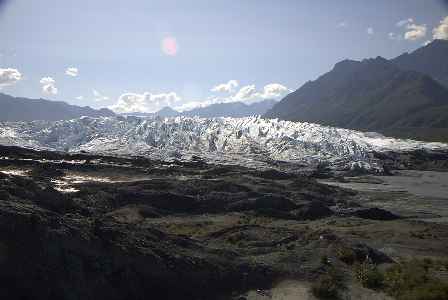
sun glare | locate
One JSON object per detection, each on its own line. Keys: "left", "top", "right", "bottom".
{"left": 161, "top": 36, "right": 178, "bottom": 56}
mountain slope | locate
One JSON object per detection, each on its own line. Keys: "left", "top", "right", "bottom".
{"left": 392, "top": 39, "right": 448, "bottom": 88}
{"left": 121, "top": 100, "right": 275, "bottom": 119}
{"left": 0, "top": 93, "right": 115, "bottom": 121}
{"left": 265, "top": 57, "right": 448, "bottom": 142}
{"left": 122, "top": 106, "right": 180, "bottom": 118}
{"left": 157, "top": 106, "right": 181, "bottom": 117}
{"left": 182, "top": 99, "right": 276, "bottom": 118}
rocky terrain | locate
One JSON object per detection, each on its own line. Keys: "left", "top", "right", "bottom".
{"left": 1, "top": 145, "right": 448, "bottom": 299}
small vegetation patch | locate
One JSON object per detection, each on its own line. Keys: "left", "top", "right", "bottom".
{"left": 354, "top": 258, "right": 448, "bottom": 300}
{"left": 336, "top": 247, "right": 357, "bottom": 265}
{"left": 354, "top": 260, "right": 384, "bottom": 289}
{"left": 410, "top": 228, "right": 438, "bottom": 239}
{"left": 311, "top": 266, "right": 345, "bottom": 299}
{"left": 163, "top": 221, "right": 213, "bottom": 237}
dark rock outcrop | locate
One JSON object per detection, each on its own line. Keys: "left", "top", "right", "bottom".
{"left": 353, "top": 207, "right": 400, "bottom": 221}
{"left": 293, "top": 202, "right": 334, "bottom": 220}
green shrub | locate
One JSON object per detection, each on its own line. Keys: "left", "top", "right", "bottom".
{"left": 397, "top": 280, "right": 448, "bottom": 300}
{"left": 336, "top": 247, "right": 357, "bottom": 265}
{"left": 311, "top": 267, "right": 345, "bottom": 299}
{"left": 382, "top": 259, "right": 448, "bottom": 300}
{"left": 354, "top": 261, "right": 384, "bottom": 289}
{"left": 320, "top": 255, "right": 330, "bottom": 266}
{"left": 352, "top": 258, "right": 448, "bottom": 299}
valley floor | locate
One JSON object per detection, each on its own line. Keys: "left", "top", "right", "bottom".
{"left": 320, "top": 170, "right": 448, "bottom": 222}
{"left": 0, "top": 145, "right": 447, "bottom": 299}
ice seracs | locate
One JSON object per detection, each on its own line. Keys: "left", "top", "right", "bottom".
{"left": 0, "top": 116, "right": 446, "bottom": 170}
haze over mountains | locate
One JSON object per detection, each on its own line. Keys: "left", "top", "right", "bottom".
{"left": 0, "top": 92, "right": 276, "bottom": 121}
{"left": 180, "top": 99, "right": 277, "bottom": 118}
{"left": 265, "top": 39, "right": 448, "bottom": 142}
{"left": 114, "top": 99, "right": 277, "bottom": 118}
{"left": 0, "top": 93, "right": 115, "bottom": 121}
{"left": 121, "top": 106, "right": 180, "bottom": 118}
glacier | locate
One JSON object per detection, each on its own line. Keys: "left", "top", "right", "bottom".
{"left": 0, "top": 116, "right": 446, "bottom": 171}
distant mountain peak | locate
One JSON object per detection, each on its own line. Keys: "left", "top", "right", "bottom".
{"left": 333, "top": 59, "right": 358, "bottom": 71}
{"left": 156, "top": 106, "right": 180, "bottom": 117}
{"left": 332, "top": 56, "right": 393, "bottom": 75}
{"left": 362, "top": 56, "right": 389, "bottom": 64}
{"left": 0, "top": 93, "right": 115, "bottom": 122}
{"left": 158, "top": 106, "right": 178, "bottom": 113}
{"left": 392, "top": 39, "right": 448, "bottom": 88}
{"left": 265, "top": 42, "right": 448, "bottom": 142}
{"left": 182, "top": 99, "right": 277, "bottom": 118}
{"left": 426, "top": 38, "right": 448, "bottom": 47}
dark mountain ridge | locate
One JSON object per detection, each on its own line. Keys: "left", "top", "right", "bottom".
{"left": 182, "top": 99, "right": 277, "bottom": 118}
{"left": 122, "top": 106, "right": 180, "bottom": 118}
{"left": 265, "top": 49, "right": 448, "bottom": 142}
{"left": 0, "top": 93, "right": 115, "bottom": 121}
{"left": 392, "top": 39, "right": 448, "bottom": 88}
{"left": 122, "top": 99, "right": 277, "bottom": 119}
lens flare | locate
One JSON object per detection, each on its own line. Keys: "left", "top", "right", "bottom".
{"left": 161, "top": 37, "right": 178, "bottom": 56}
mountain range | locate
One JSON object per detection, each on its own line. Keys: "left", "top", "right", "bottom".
{"left": 181, "top": 99, "right": 277, "bottom": 118}
{"left": 0, "top": 92, "right": 276, "bottom": 122}
{"left": 121, "top": 106, "right": 181, "bottom": 118}
{"left": 123, "top": 99, "right": 277, "bottom": 118}
{"left": 0, "top": 93, "right": 115, "bottom": 121}
{"left": 265, "top": 39, "right": 448, "bottom": 142}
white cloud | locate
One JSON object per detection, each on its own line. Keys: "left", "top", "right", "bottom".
{"left": 367, "top": 27, "right": 374, "bottom": 35}
{"left": 65, "top": 67, "right": 78, "bottom": 77}
{"left": 175, "top": 100, "right": 211, "bottom": 112}
{"left": 75, "top": 96, "right": 84, "bottom": 100}
{"left": 110, "top": 91, "right": 181, "bottom": 113}
{"left": 396, "top": 18, "right": 414, "bottom": 27}
{"left": 404, "top": 23, "right": 427, "bottom": 40}
{"left": 433, "top": 16, "right": 448, "bottom": 40}
{"left": 337, "top": 21, "right": 348, "bottom": 28}
{"left": 0, "top": 68, "right": 22, "bottom": 88}
{"left": 93, "top": 89, "right": 109, "bottom": 102}
{"left": 40, "top": 77, "right": 58, "bottom": 95}
{"left": 232, "top": 85, "right": 257, "bottom": 101}
{"left": 208, "top": 83, "right": 291, "bottom": 104}
{"left": 259, "top": 83, "right": 291, "bottom": 99}
{"left": 40, "top": 77, "right": 55, "bottom": 86}
{"left": 211, "top": 80, "right": 239, "bottom": 93}
{"left": 392, "top": 19, "right": 427, "bottom": 42}
{"left": 111, "top": 82, "right": 291, "bottom": 113}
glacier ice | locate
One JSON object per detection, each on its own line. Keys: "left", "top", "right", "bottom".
{"left": 0, "top": 116, "right": 446, "bottom": 171}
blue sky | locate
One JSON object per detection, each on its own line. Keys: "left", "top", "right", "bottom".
{"left": 0, "top": 0, "right": 448, "bottom": 112}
